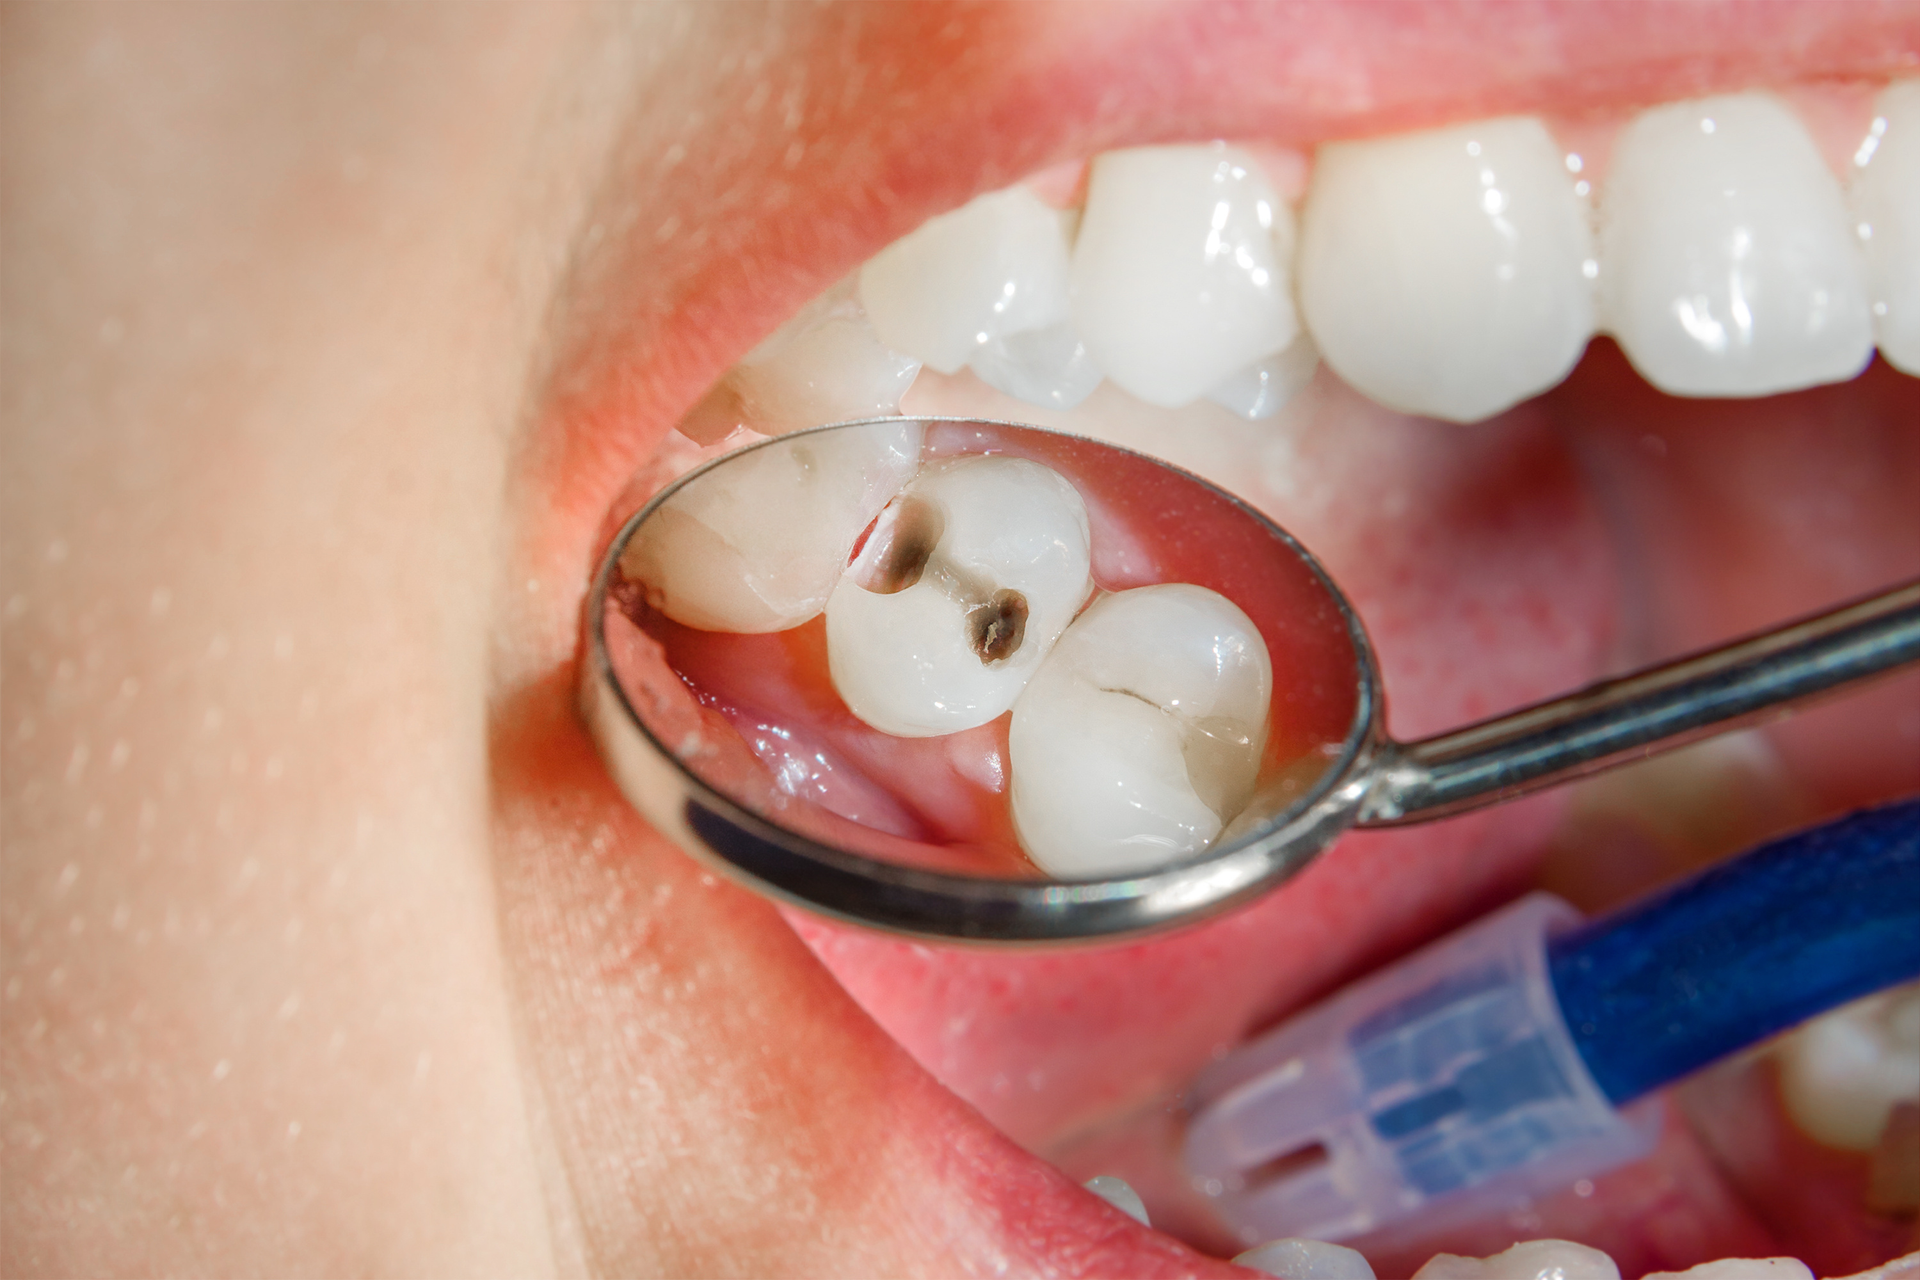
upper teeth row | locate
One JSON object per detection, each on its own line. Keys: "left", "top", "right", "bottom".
{"left": 721, "top": 83, "right": 1917, "bottom": 429}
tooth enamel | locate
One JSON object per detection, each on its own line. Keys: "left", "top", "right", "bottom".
{"left": 1852, "top": 80, "right": 1920, "bottom": 375}
{"left": 1641, "top": 1261, "right": 1816, "bottom": 1280}
{"left": 1297, "top": 117, "right": 1596, "bottom": 423}
{"left": 620, "top": 421, "right": 923, "bottom": 632}
{"left": 1233, "top": 1238, "right": 1378, "bottom": 1280}
{"left": 1775, "top": 981, "right": 1920, "bottom": 1151}
{"left": 968, "top": 320, "right": 1104, "bottom": 410}
{"left": 1206, "top": 333, "right": 1320, "bottom": 420}
{"left": 725, "top": 283, "right": 922, "bottom": 435}
{"left": 1081, "top": 1175, "right": 1150, "bottom": 1226}
{"left": 1596, "top": 92, "right": 1874, "bottom": 397}
{"left": 1411, "top": 1239, "right": 1620, "bottom": 1280}
{"left": 1070, "top": 144, "right": 1302, "bottom": 408}
{"left": 858, "top": 187, "right": 1073, "bottom": 376}
{"left": 1009, "top": 584, "right": 1271, "bottom": 877}
{"left": 826, "top": 455, "right": 1091, "bottom": 737}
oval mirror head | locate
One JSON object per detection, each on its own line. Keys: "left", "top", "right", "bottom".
{"left": 584, "top": 417, "right": 1385, "bottom": 944}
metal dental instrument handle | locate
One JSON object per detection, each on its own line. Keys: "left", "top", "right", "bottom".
{"left": 1358, "top": 580, "right": 1920, "bottom": 826}
{"left": 584, "top": 417, "right": 1920, "bottom": 946}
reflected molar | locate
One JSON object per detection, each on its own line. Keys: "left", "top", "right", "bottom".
{"left": 1070, "top": 144, "right": 1303, "bottom": 408}
{"left": 1775, "top": 979, "right": 1920, "bottom": 1152}
{"left": 1852, "top": 80, "right": 1920, "bottom": 375}
{"left": 827, "top": 455, "right": 1092, "bottom": 737}
{"left": 1298, "top": 117, "right": 1596, "bottom": 423}
{"left": 1597, "top": 92, "right": 1874, "bottom": 397}
{"left": 1411, "top": 1238, "right": 1620, "bottom": 1280}
{"left": 1009, "top": 584, "right": 1271, "bottom": 878}
{"left": 620, "top": 421, "right": 923, "bottom": 631}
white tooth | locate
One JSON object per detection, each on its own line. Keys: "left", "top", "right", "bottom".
{"left": 1851, "top": 79, "right": 1920, "bottom": 376}
{"left": 620, "top": 421, "right": 923, "bottom": 632}
{"left": 1298, "top": 117, "right": 1596, "bottom": 423}
{"left": 1776, "top": 981, "right": 1920, "bottom": 1151}
{"left": 969, "top": 320, "right": 1104, "bottom": 410}
{"left": 1070, "top": 144, "right": 1301, "bottom": 408}
{"left": 858, "top": 187, "right": 1072, "bottom": 375}
{"left": 1081, "top": 1175, "right": 1150, "bottom": 1226}
{"left": 1206, "top": 333, "right": 1320, "bottom": 421}
{"left": 1412, "top": 1239, "right": 1620, "bottom": 1280}
{"left": 1596, "top": 92, "right": 1874, "bottom": 397}
{"left": 1233, "top": 1238, "right": 1377, "bottom": 1280}
{"left": 827, "top": 456, "right": 1091, "bottom": 737}
{"left": 1641, "top": 1261, "right": 1815, "bottom": 1280}
{"left": 1009, "top": 584, "right": 1271, "bottom": 878}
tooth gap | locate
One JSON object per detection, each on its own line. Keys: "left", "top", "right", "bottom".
{"left": 853, "top": 495, "right": 945, "bottom": 594}
{"left": 967, "top": 589, "right": 1028, "bottom": 664}
{"left": 1240, "top": 1141, "right": 1331, "bottom": 1193}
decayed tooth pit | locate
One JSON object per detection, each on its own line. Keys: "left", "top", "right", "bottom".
{"left": 623, "top": 430, "right": 1277, "bottom": 875}
{"left": 683, "top": 80, "right": 1917, "bottom": 443}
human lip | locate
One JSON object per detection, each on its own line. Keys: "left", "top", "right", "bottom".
{"left": 506, "top": 3, "right": 1920, "bottom": 1274}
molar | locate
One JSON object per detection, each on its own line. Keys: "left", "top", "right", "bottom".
{"left": 1596, "top": 92, "right": 1874, "bottom": 397}
{"left": 1297, "top": 116, "right": 1596, "bottom": 423}
{"left": 1070, "top": 143, "right": 1303, "bottom": 408}
{"left": 1851, "top": 79, "right": 1920, "bottom": 376}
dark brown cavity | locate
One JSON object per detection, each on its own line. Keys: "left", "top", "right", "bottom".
{"left": 852, "top": 495, "right": 945, "bottom": 595}
{"left": 967, "top": 589, "right": 1028, "bottom": 665}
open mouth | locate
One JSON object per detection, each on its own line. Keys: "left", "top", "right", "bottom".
{"left": 492, "top": 4, "right": 1920, "bottom": 1275}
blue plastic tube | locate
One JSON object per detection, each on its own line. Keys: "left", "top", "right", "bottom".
{"left": 1548, "top": 798, "right": 1920, "bottom": 1107}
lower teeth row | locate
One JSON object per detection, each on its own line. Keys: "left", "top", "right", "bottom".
{"left": 621, "top": 429, "right": 1274, "bottom": 877}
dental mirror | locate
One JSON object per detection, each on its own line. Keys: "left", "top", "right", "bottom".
{"left": 584, "top": 417, "right": 1920, "bottom": 945}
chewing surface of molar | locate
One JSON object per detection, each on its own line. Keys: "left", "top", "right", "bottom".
{"left": 1852, "top": 80, "right": 1920, "bottom": 375}
{"left": 620, "top": 421, "right": 923, "bottom": 632}
{"left": 1009, "top": 584, "right": 1271, "bottom": 878}
{"left": 1410, "top": 1238, "right": 1622, "bottom": 1280}
{"left": 858, "top": 186, "right": 1074, "bottom": 376}
{"left": 1233, "top": 1237, "right": 1378, "bottom": 1280}
{"left": 1597, "top": 92, "right": 1874, "bottom": 397}
{"left": 1298, "top": 117, "right": 1596, "bottom": 423}
{"left": 1070, "top": 143, "right": 1302, "bottom": 408}
{"left": 827, "top": 455, "right": 1091, "bottom": 737}
{"left": 1775, "top": 980, "right": 1920, "bottom": 1151}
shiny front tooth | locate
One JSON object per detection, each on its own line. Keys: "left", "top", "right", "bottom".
{"left": 1009, "top": 584, "right": 1271, "bottom": 877}
{"left": 1852, "top": 80, "right": 1920, "bottom": 375}
{"left": 1776, "top": 980, "right": 1920, "bottom": 1151}
{"left": 969, "top": 320, "right": 1104, "bottom": 409}
{"left": 1071, "top": 144, "right": 1302, "bottom": 408}
{"left": 827, "top": 455, "right": 1091, "bottom": 737}
{"left": 1233, "top": 1238, "right": 1377, "bottom": 1280}
{"left": 858, "top": 186, "right": 1072, "bottom": 375}
{"left": 1081, "top": 1175, "right": 1150, "bottom": 1226}
{"left": 1597, "top": 92, "right": 1874, "bottom": 397}
{"left": 621, "top": 421, "right": 923, "bottom": 632}
{"left": 1412, "top": 1239, "right": 1620, "bottom": 1280}
{"left": 1206, "top": 334, "right": 1320, "bottom": 421}
{"left": 1298, "top": 117, "right": 1596, "bottom": 423}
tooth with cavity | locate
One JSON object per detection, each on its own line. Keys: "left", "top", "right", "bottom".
{"left": 679, "top": 280, "right": 923, "bottom": 444}
{"left": 1009, "top": 584, "right": 1271, "bottom": 878}
{"left": 1775, "top": 980, "right": 1920, "bottom": 1151}
{"left": 858, "top": 186, "right": 1075, "bottom": 376}
{"left": 1234, "top": 1238, "right": 1377, "bottom": 1280}
{"left": 1070, "top": 143, "right": 1303, "bottom": 408}
{"left": 1851, "top": 79, "right": 1920, "bottom": 376}
{"left": 1298, "top": 117, "right": 1596, "bottom": 423}
{"left": 621, "top": 421, "right": 923, "bottom": 632}
{"left": 1596, "top": 92, "right": 1874, "bottom": 397}
{"left": 1411, "top": 1239, "right": 1620, "bottom": 1280}
{"left": 827, "top": 455, "right": 1091, "bottom": 737}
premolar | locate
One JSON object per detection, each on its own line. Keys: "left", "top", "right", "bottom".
{"left": 1009, "top": 584, "right": 1271, "bottom": 877}
{"left": 1298, "top": 117, "right": 1596, "bottom": 423}
{"left": 827, "top": 455, "right": 1091, "bottom": 737}
{"left": 621, "top": 421, "right": 923, "bottom": 632}
{"left": 1852, "top": 80, "right": 1920, "bottom": 376}
{"left": 1775, "top": 979, "right": 1920, "bottom": 1152}
{"left": 1597, "top": 92, "right": 1874, "bottom": 397}
{"left": 1070, "top": 144, "right": 1303, "bottom": 408}
{"left": 1411, "top": 1238, "right": 1620, "bottom": 1280}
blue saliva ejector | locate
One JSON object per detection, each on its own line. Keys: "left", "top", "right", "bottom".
{"left": 1182, "top": 798, "right": 1920, "bottom": 1245}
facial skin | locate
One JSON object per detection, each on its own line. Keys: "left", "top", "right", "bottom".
{"left": 4, "top": 3, "right": 1918, "bottom": 1277}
